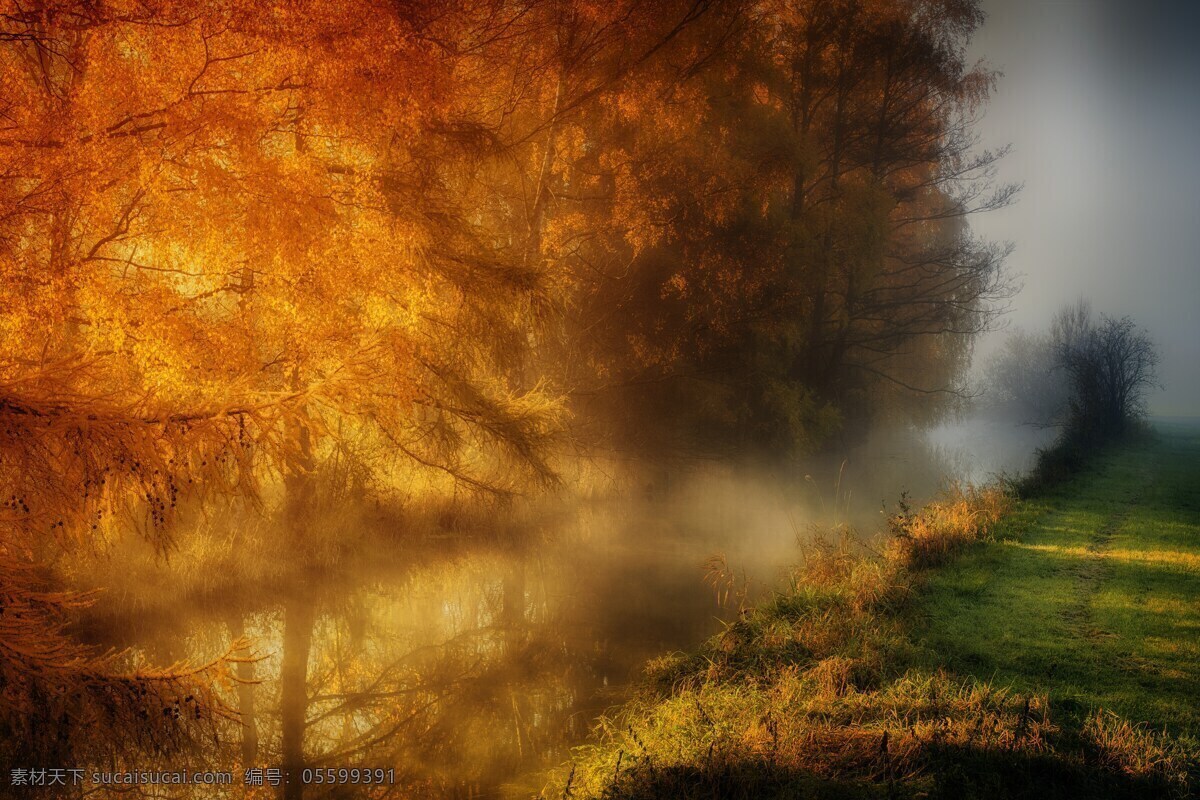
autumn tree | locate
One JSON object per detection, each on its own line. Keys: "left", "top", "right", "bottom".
{"left": 561, "top": 0, "right": 1014, "bottom": 455}
{"left": 1, "top": 0, "right": 1018, "bottom": 779}
{"left": 0, "top": 0, "right": 562, "bottom": 773}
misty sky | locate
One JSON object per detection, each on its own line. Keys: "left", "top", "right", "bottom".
{"left": 968, "top": 0, "right": 1200, "bottom": 416}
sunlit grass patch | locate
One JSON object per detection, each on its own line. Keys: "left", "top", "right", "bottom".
{"left": 1007, "top": 541, "right": 1200, "bottom": 572}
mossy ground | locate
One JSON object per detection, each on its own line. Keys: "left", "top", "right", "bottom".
{"left": 540, "top": 424, "right": 1200, "bottom": 799}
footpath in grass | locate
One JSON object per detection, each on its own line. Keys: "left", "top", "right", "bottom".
{"left": 541, "top": 426, "right": 1200, "bottom": 799}
{"left": 917, "top": 421, "right": 1200, "bottom": 737}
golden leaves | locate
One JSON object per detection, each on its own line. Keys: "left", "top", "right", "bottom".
{"left": 0, "top": 1, "right": 568, "bottom": 503}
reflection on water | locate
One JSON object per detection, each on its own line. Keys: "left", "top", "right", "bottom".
{"left": 64, "top": 421, "right": 1050, "bottom": 798}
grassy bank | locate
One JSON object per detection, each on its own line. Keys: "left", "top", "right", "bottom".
{"left": 540, "top": 426, "right": 1200, "bottom": 799}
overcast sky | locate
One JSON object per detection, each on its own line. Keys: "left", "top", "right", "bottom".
{"left": 968, "top": 0, "right": 1200, "bottom": 416}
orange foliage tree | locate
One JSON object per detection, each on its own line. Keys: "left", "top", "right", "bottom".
{"left": 0, "top": 0, "right": 1010, "bottom": 769}
{"left": 0, "top": 0, "right": 562, "bottom": 765}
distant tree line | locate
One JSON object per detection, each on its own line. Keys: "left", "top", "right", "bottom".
{"left": 986, "top": 300, "right": 1159, "bottom": 483}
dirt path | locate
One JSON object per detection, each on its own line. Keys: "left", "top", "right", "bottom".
{"left": 1060, "top": 460, "right": 1152, "bottom": 642}
{"left": 1060, "top": 508, "right": 1124, "bottom": 640}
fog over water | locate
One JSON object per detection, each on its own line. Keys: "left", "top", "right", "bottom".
{"left": 67, "top": 420, "right": 1051, "bottom": 798}
{"left": 969, "top": 0, "right": 1200, "bottom": 416}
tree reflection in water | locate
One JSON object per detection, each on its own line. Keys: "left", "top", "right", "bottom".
{"left": 69, "top": 497, "right": 727, "bottom": 799}
{"left": 63, "top": 425, "right": 1017, "bottom": 799}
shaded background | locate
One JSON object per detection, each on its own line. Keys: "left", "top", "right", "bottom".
{"left": 970, "top": 0, "right": 1200, "bottom": 416}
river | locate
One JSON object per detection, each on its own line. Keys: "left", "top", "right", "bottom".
{"left": 63, "top": 417, "right": 1054, "bottom": 798}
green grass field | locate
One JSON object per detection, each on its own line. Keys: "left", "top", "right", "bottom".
{"left": 543, "top": 425, "right": 1200, "bottom": 799}
{"left": 917, "top": 422, "right": 1200, "bottom": 737}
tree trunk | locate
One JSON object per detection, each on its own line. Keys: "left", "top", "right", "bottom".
{"left": 226, "top": 610, "right": 260, "bottom": 766}
{"left": 280, "top": 378, "right": 316, "bottom": 799}
{"left": 280, "top": 595, "right": 316, "bottom": 800}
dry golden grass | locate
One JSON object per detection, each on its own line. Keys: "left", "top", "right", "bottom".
{"left": 885, "top": 484, "right": 1013, "bottom": 570}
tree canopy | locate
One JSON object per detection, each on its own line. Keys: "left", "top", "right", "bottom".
{"left": 0, "top": 0, "right": 1010, "bottom": 769}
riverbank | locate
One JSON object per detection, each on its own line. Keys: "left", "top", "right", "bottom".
{"left": 540, "top": 425, "right": 1200, "bottom": 799}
